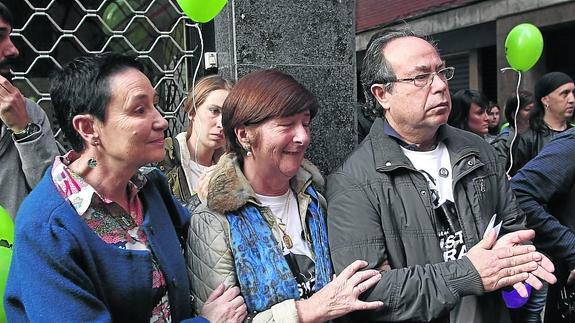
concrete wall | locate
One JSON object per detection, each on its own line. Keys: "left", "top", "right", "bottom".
{"left": 214, "top": 0, "right": 356, "bottom": 175}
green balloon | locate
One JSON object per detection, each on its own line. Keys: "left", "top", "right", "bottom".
{"left": 505, "top": 23, "right": 544, "bottom": 72}
{"left": 0, "top": 206, "right": 13, "bottom": 246}
{"left": 176, "top": 0, "right": 228, "bottom": 23}
{"left": 0, "top": 246, "right": 12, "bottom": 323}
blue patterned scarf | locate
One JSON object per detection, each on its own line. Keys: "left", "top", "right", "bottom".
{"left": 227, "top": 185, "right": 333, "bottom": 312}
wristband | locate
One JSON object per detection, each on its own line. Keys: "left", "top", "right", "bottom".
{"left": 10, "top": 122, "right": 40, "bottom": 140}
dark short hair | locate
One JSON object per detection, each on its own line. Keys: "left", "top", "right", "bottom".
{"left": 222, "top": 69, "right": 319, "bottom": 162}
{"left": 50, "top": 53, "right": 145, "bottom": 152}
{"left": 504, "top": 90, "right": 534, "bottom": 127}
{"left": 360, "top": 27, "right": 434, "bottom": 113}
{"left": 448, "top": 89, "right": 489, "bottom": 131}
{"left": 0, "top": 3, "right": 13, "bottom": 27}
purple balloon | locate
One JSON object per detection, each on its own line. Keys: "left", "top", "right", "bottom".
{"left": 502, "top": 283, "right": 532, "bottom": 308}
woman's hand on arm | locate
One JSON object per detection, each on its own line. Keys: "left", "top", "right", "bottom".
{"left": 296, "top": 260, "right": 384, "bottom": 322}
{"left": 200, "top": 283, "right": 247, "bottom": 323}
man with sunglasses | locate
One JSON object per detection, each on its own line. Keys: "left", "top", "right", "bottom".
{"left": 0, "top": 3, "right": 58, "bottom": 218}
{"left": 326, "top": 28, "right": 555, "bottom": 322}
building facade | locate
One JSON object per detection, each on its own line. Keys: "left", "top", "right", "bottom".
{"left": 8, "top": 0, "right": 355, "bottom": 173}
{"left": 356, "top": 0, "right": 575, "bottom": 108}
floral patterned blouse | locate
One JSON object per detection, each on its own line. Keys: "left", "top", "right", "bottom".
{"left": 51, "top": 152, "right": 171, "bottom": 322}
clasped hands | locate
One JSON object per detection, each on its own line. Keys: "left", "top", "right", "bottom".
{"left": 466, "top": 229, "right": 556, "bottom": 296}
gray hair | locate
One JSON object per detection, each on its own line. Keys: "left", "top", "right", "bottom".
{"left": 360, "top": 28, "right": 435, "bottom": 112}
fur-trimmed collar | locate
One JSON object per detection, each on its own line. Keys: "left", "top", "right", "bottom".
{"left": 206, "top": 152, "right": 324, "bottom": 214}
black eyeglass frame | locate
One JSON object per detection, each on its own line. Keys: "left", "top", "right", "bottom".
{"left": 383, "top": 66, "right": 455, "bottom": 88}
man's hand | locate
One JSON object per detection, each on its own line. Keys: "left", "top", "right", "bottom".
{"left": 0, "top": 75, "right": 29, "bottom": 131}
{"left": 492, "top": 229, "right": 556, "bottom": 296}
{"left": 466, "top": 230, "right": 550, "bottom": 293}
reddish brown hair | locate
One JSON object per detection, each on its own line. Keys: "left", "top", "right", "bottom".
{"left": 222, "top": 69, "right": 319, "bottom": 160}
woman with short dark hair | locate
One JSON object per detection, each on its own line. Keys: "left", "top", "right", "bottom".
{"left": 4, "top": 53, "right": 246, "bottom": 322}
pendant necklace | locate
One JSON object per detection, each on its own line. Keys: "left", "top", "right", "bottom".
{"left": 277, "top": 190, "right": 294, "bottom": 249}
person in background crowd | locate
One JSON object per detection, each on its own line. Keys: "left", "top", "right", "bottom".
{"left": 327, "top": 27, "right": 556, "bottom": 323}
{"left": 511, "top": 128, "right": 575, "bottom": 323}
{"left": 158, "top": 75, "right": 233, "bottom": 211}
{"left": 0, "top": 2, "right": 58, "bottom": 218}
{"left": 492, "top": 72, "right": 575, "bottom": 323}
{"left": 448, "top": 89, "right": 490, "bottom": 138}
{"left": 501, "top": 91, "right": 535, "bottom": 135}
{"left": 187, "top": 69, "right": 383, "bottom": 322}
{"left": 491, "top": 91, "right": 534, "bottom": 174}
{"left": 509, "top": 72, "right": 574, "bottom": 176}
{"left": 485, "top": 101, "right": 501, "bottom": 143}
{"left": 4, "top": 53, "right": 246, "bottom": 322}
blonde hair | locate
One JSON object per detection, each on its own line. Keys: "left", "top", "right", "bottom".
{"left": 185, "top": 74, "right": 234, "bottom": 139}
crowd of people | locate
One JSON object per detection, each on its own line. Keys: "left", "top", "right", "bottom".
{"left": 1, "top": 2, "right": 574, "bottom": 322}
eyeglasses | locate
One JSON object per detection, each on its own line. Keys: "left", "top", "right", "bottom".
{"left": 386, "top": 66, "right": 455, "bottom": 88}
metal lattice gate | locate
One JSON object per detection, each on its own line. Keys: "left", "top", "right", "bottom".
{"left": 10, "top": 0, "right": 204, "bottom": 149}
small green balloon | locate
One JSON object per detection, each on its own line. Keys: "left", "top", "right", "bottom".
{"left": 176, "top": 0, "right": 228, "bottom": 23}
{"left": 0, "top": 246, "right": 12, "bottom": 323}
{"left": 0, "top": 206, "right": 13, "bottom": 246}
{"left": 505, "top": 23, "right": 544, "bottom": 72}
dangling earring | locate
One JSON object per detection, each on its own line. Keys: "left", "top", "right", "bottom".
{"left": 88, "top": 137, "right": 99, "bottom": 168}
{"left": 87, "top": 158, "right": 97, "bottom": 169}
{"left": 544, "top": 103, "right": 549, "bottom": 110}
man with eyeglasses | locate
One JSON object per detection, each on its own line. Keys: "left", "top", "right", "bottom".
{"left": 326, "top": 28, "right": 555, "bottom": 323}
{"left": 0, "top": 3, "right": 58, "bottom": 218}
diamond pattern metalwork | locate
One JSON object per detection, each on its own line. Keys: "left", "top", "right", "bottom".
{"left": 12, "top": 0, "right": 201, "bottom": 148}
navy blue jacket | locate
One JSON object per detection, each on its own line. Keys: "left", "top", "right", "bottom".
{"left": 4, "top": 168, "right": 207, "bottom": 322}
{"left": 511, "top": 127, "right": 575, "bottom": 269}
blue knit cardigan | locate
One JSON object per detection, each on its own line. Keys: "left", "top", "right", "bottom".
{"left": 4, "top": 168, "right": 207, "bottom": 323}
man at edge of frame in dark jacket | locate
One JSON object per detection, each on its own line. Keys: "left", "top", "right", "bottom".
{"left": 326, "top": 27, "right": 557, "bottom": 323}
{"left": 511, "top": 127, "right": 575, "bottom": 323}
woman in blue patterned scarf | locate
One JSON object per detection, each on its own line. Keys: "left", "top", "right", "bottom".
{"left": 187, "top": 69, "right": 384, "bottom": 322}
